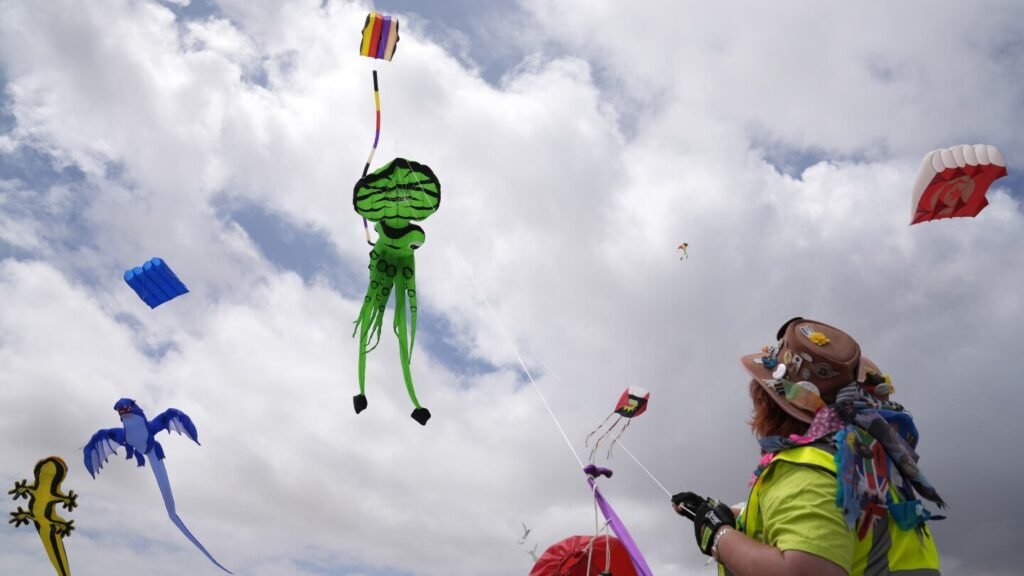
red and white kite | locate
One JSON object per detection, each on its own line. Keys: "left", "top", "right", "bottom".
{"left": 910, "top": 144, "right": 1007, "bottom": 225}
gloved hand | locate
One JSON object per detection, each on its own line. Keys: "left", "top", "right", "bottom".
{"left": 672, "top": 491, "right": 736, "bottom": 556}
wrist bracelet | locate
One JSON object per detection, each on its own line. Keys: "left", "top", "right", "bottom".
{"left": 711, "top": 526, "right": 733, "bottom": 562}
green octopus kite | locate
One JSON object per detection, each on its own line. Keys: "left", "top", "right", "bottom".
{"left": 352, "top": 158, "right": 441, "bottom": 425}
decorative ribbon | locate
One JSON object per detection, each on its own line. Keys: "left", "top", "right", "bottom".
{"left": 584, "top": 465, "right": 654, "bottom": 576}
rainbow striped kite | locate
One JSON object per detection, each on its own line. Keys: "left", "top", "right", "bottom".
{"left": 360, "top": 12, "right": 399, "bottom": 62}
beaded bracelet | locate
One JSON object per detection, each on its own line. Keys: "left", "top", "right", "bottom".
{"left": 711, "top": 526, "right": 734, "bottom": 562}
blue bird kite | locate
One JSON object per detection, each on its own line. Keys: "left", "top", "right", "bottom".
{"left": 83, "top": 399, "right": 231, "bottom": 573}
{"left": 124, "top": 257, "right": 189, "bottom": 308}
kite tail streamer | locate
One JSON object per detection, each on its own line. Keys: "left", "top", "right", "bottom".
{"left": 585, "top": 413, "right": 617, "bottom": 450}
{"left": 606, "top": 417, "right": 632, "bottom": 459}
{"left": 585, "top": 466, "right": 654, "bottom": 576}
{"left": 149, "top": 456, "right": 232, "bottom": 574}
{"left": 361, "top": 70, "right": 382, "bottom": 246}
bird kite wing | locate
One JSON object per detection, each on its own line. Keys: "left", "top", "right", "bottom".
{"left": 83, "top": 428, "right": 126, "bottom": 478}
{"left": 148, "top": 408, "right": 200, "bottom": 444}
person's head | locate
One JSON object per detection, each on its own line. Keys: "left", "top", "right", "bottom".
{"left": 739, "top": 317, "right": 891, "bottom": 438}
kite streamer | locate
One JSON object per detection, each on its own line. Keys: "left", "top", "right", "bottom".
{"left": 584, "top": 465, "right": 654, "bottom": 576}
{"left": 359, "top": 71, "right": 383, "bottom": 245}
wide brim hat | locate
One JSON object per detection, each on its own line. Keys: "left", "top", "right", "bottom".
{"left": 740, "top": 318, "right": 883, "bottom": 424}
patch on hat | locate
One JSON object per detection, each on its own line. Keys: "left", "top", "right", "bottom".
{"left": 785, "top": 380, "right": 825, "bottom": 412}
{"left": 800, "top": 325, "right": 831, "bottom": 346}
{"left": 811, "top": 362, "right": 839, "bottom": 379}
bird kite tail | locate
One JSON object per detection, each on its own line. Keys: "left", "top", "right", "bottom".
{"left": 149, "top": 457, "right": 233, "bottom": 574}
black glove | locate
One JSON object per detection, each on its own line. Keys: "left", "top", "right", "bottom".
{"left": 672, "top": 491, "right": 736, "bottom": 556}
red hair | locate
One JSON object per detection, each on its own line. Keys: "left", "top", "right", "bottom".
{"left": 748, "top": 380, "right": 807, "bottom": 439}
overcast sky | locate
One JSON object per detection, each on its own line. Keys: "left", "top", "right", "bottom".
{"left": 1, "top": 1, "right": 1022, "bottom": 575}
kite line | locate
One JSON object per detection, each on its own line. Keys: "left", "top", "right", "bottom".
{"left": 393, "top": 155, "right": 669, "bottom": 488}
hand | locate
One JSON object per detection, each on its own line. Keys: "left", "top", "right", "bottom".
{"left": 671, "top": 490, "right": 702, "bottom": 519}
{"left": 672, "top": 491, "right": 736, "bottom": 556}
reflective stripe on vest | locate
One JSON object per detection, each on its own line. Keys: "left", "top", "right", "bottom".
{"left": 719, "top": 445, "right": 940, "bottom": 576}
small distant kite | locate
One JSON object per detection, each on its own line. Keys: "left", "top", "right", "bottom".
{"left": 9, "top": 457, "right": 77, "bottom": 576}
{"left": 124, "top": 257, "right": 188, "bottom": 309}
{"left": 360, "top": 12, "right": 399, "bottom": 62}
{"left": 83, "top": 399, "right": 231, "bottom": 573}
{"left": 585, "top": 387, "right": 650, "bottom": 460}
{"left": 530, "top": 534, "right": 638, "bottom": 576}
{"left": 910, "top": 144, "right": 1008, "bottom": 225}
{"left": 517, "top": 522, "right": 532, "bottom": 545}
{"left": 526, "top": 542, "right": 539, "bottom": 562}
{"left": 352, "top": 158, "right": 441, "bottom": 425}
{"left": 677, "top": 243, "right": 688, "bottom": 260}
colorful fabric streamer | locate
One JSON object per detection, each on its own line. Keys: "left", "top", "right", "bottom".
{"left": 584, "top": 465, "right": 654, "bottom": 576}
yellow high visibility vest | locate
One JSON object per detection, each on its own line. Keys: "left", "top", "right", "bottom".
{"left": 719, "top": 445, "right": 940, "bottom": 576}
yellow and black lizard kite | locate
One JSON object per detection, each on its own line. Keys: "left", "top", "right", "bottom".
{"left": 9, "top": 456, "right": 77, "bottom": 576}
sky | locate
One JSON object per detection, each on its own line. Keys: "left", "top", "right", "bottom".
{"left": 0, "top": 0, "right": 1022, "bottom": 575}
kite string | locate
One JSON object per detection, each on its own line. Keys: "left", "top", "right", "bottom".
{"left": 449, "top": 249, "right": 672, "bottom": 496}
{"left": 540, "top": 356, "right": 675, "bottom": 496}
{"left": 432, "top": 218, "right": 584, "bottom": 469}
{"left": 614, "top": 434, "right": 673, "bottom": 498}
{"left": 429, "top": 192, "right": 671, "bottom": 495}
{"left": 394, "top": 161, "right": 674, "bottom": 510}
{"left": 385, "top": 157, "right": 584, "bottom": 468}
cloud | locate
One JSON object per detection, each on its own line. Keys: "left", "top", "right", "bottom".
{"left": 1, "top": 0, "right": 1023, "bottom": 574}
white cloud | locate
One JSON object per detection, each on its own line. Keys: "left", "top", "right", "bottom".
{"left": 1, "top": 0, "right": 1023, "bottom": 574}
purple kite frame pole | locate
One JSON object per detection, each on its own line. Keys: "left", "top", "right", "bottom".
{"left": 584, "top": 465, "right": 654, "bottom": 576}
